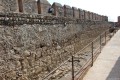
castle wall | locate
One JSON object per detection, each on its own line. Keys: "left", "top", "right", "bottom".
{"left": 0, "top": 0, "right": 107, "bottom": 21}
{"left": 0, "top": 0, "right": 110, "bottom": 80}
{"left": 0, "top": 21, "right": 111, "bottom": 79}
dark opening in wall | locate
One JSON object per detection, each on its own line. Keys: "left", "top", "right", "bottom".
{"left": 18, "top": 0, "right": 23, "bottom": 12}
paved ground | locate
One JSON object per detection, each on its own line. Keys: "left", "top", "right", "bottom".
{"left": 83, "top": 30, "right": 120, "bottom": 80}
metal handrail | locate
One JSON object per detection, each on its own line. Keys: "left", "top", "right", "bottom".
{"left": 73, "top": 29, "right": 118, "bottom": 80}
{"left": 42, "top": 30, "right": 108, "bottom": 80}
{"left": 42, "top": 56, "right": 71, "bottom": 80}
{"left": 42, "top": 29, "right": 116, "bottom": 80}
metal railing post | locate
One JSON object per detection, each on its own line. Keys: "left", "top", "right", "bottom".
{"left": 72, "top": 56, "right": 74, "bottom": 80}
{"left": 91, "top": 42, "right": 94, "bottom": 67}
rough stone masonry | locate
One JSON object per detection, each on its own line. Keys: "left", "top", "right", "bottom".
{"left": 0, "top": 21, "right": 111, "bottom": 80}
{"left": 0, "top": 0, "right": 112, "bottom": 80}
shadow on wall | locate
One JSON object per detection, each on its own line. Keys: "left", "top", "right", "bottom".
{"left": 106, "top": 57, "right": 120, "bottom": 80}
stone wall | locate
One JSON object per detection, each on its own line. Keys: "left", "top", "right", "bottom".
{"left": 0, "top": 21, "right": 112, "bottom": 80}
{"left": 0, "top": 0, "right": 111, "bottom": 80}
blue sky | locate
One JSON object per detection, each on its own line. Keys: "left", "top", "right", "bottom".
{"left": 48, "top": 0, "right": 120, "bottom": 22}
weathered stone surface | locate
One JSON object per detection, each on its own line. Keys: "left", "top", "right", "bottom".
{"left": 0, "top": 76, "right": 3, "bottom": 80}
{"left": 0, "top": 0, "right": 19, "bottom": 13}
{"left": 18, "top": 76, "right": 28, "bottom": 80}
{"left": 23, "top": 0, "right": 38, "bottom": 14}
{"left": 0, "top": 21, "right": 111, "bottom": 79}
{"left": 23, "top": 50, "right": 31, "bottom": 57}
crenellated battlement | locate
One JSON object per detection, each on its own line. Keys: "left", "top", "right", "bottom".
{"left": 0, "top": 0, "right": 108, "bottom": 22}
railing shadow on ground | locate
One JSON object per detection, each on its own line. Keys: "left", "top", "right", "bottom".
{"left": 106, "top": 57, "right": 120, "bottom": 80}
{"left": 42, "top": 29, "right": 118, "bottom": 80}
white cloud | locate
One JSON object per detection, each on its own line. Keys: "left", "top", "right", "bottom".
{"left": 48, "top": 0, "right": 120, "bottom": 22}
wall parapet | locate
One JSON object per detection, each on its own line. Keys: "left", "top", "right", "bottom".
{"left": 0, "top": 12, "right": 107, "bottom": 26}
{"left": 0, "top": 0, "right": 108, "bottom": 22}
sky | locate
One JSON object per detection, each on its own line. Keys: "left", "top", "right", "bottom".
{"left": 48, "top": 0, "right": 120, "bottom": 22}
